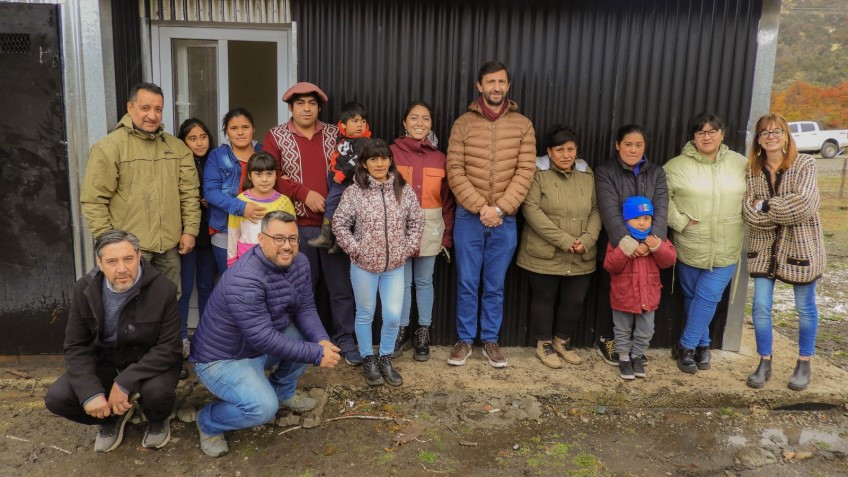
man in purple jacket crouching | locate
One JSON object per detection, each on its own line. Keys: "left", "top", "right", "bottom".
{"left": 189, "top": 210, "right": 341, "bottom": 457}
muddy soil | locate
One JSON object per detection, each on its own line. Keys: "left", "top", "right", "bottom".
{"left": 1, "top": 381, "right": 846, "bottom": 477}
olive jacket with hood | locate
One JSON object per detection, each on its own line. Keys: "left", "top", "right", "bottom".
{"left": 663, "top": 142, "right": 747, "bottom": 269}
{"left": 446, "top": 100, "right": 536, "bottom": 215}
{"left": 81, "top": 114, "right": 201, "bottom": 252}
{"left": 516, "top": 158, "right": 602, "bottom": 276}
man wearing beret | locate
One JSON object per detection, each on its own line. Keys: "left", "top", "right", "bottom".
{"left": 262, "top": 82, "right": 361, "bottom": 366}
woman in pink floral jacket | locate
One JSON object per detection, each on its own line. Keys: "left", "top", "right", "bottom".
{"left": 333, "top": 139, "right": 424, "bottom": 387}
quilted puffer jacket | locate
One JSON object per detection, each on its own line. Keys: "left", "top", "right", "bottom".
{"left": 333, "top": 173, "right": 424, "bottom": 274}
{"left": 189, "top": 246, "right": 330, "bottom": 365}
{"left": 446, "top": 100, "right": 536, "bottom": 215}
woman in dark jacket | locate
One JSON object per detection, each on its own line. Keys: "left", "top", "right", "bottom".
{"left": 594, "top": 124, "right": 669, "bottom": 369}
{"left": 177, "top": 118, "right": 217, "bottom": 366}
{"left": 333, "top": 139, "right": 424, "bottom": 388}
{"left": 743, "top": 113, "right": 825, "bottom": 391}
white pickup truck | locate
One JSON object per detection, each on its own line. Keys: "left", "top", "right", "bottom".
{"left": 788, "top": 121, "right": 848, "bottom": 159}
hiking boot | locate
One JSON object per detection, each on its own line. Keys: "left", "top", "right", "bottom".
{"left": 280, "top": 393, "right": 317, "bottom": 413}
{"left": 413, "top": 326, "right": 430, "bottom": 362}
{"left": 391, "top": 326, "right": 409, "bottom": 358}
{"left": 746, "top": 357, "right": 772, "bottom": 389}
{"left": 197, "top": 421, "right": 228, "bottom": 457}
{"left": 447, "top": 341, "right": 472, "bottom": 366}
{"left": 552, "top": 336, "right": 582, "bottom": 365}
{"left": 618, "top": 360, "right": 635, "bottom": 380}
{"left": 182, "top": 339, "right": 191, "bottom": 359}
{"left": 327, "top": 240, "right": 342, "bottom": 254}
{"left": 536, "top": 341, "right": 562, "bottom": 369}
{"left": 142, "top": 419, "right": 171, "bottom": 449}
{"left": 362, "top": 355, "right": 384, "bottom": 386}
{"left": 94, "top": 406, "right": 134, "bottom": 453}
{"left": 631, "top": 356, "right": 646, "bottom": 378}
{"left": 343, "top": 349, "right": 363, "bottom": 366}
{"left": 482, "top": 342, "right": 508, "bottom": 368}
{"left": 694, "top": 346, "right": 711, "bottom": 370}
{"left": 378, "top": 355, "right": 403, "bottom": 386}
{"left": 674, "top": 343, "right": 698, "bottom": 374}
{"left": 307, "top": 219, "right": 334, "bottom": 249}
{"left": 597, "top": 337, "right": 618, "bottom": 366}
{"left": 788, "top": 359, "right": 811, "bottom": 391}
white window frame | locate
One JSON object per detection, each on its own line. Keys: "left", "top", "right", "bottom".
{"left": 151, "top": 24, "right": 295, "bottom": 144}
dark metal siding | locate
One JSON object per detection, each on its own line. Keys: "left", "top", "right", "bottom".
{"left": 292, "top": 0, "right": 762, "bottom": 347}
{"left": 112, "top": 0, "right": 143, "bottom": 119}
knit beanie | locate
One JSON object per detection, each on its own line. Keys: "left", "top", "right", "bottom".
{"left": 622, "top": 196, "right": 654, "bottom": 220}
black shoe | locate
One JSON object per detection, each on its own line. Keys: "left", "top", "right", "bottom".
{"left": 618, "top": 360, "right": 635, "bottom": 380}
{"left": 378, "top": 355, "right": 403, "bottom": 387}
{"left": 746, "top": 357, "right": 772, "bottom": 389}
{"left": 597, "top": 337, "right": 619, "bottom": 366}
{"left": 631, "top": 355, "right": 646, "bottom": 378}
{"left": 631, "top": 353, "right": 648, "bottom": 367}
{"left": 413, "top": 326, "right": 430, "bottom": 362}
{"left": 342, "top": 349, "right": 363, "bottom": 366}
{"left": 307, "top": 220, "right": 334, "bottom": 249}
{"left": 694, "top": 346, "right": 711, "bottom": 370}
{"left": 391, "top": 326, "right": 409, "bottom": 358}
{"left": 362, "top": 355, "right": 384, "bottom": 386}
{"left": 788, "top": 359, "right": 811, "bottom": 391}
{"left": 675, "top": 343, "right": 698, "bottom": 374}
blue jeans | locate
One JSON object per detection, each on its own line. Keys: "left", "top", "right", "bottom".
{"left": 350, "top": 263, "right": 405, "bottom": 357}
{"left": 453, "top": 206, "right": 517, "bottom": 343}
{"left": 212, "top": 245, "right": 229, "bottom": 274}
{"left": 752, "top": 278, "right": 818, "bottom": 357}
{"left": 194, "top": 325, "right": 308, "bottom": 436}
{"left": 178, "top": 247, "right": 218, "bottom": 339}
{"left": 677, "top": 262, "right": 737, "bottom": 349}
{"left": 401, "top": 255, "right": 437, "bottom": 327}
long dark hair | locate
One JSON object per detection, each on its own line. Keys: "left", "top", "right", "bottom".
{"left": 242, "top": 152, "right": 277, "bottom": 190}
{"left": 353, "top": 139, "right": 406, "bottom": 202}
{"left": 178, "top": 118, "right": 215, "bottom": 158}
{"left": 221, "top": 107, "right": 255, "bottom": 132}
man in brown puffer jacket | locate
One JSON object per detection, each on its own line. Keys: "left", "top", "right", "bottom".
{"left": 446, "top": 61, "right": 536, "bottom": 369}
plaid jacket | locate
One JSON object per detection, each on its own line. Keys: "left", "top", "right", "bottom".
{"left": 742, "top": 153, "right": 825, "bottom": 284}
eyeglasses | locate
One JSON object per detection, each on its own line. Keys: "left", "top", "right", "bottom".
{"left": 758, "top": 128, "right": 784, "bottom": 139}
{"left": 695, "top": 129, "right": 720, "bottom": 138}
{"left": 261, "top": 233, "right": 299, "bottom": 246}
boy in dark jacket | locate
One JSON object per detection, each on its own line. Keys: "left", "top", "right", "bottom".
{"left": 308, "top": 101, "right": 372, "bottom": 252}
{"left": 603, "top": 196, "right": 676, "bottom": 380}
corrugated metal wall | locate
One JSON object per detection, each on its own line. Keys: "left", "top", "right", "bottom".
{"left": 291, "top": 0, "right": 762, "bottom": 347}
{"left": 147, "top": 0, "right": 291, "bottom": 22}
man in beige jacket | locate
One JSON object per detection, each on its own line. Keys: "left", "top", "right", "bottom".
{"left": 81, "top": 82, "right": 200, "bottom": 295}
{"left": 446, "top": 61, "right": 536, "bottom": 368}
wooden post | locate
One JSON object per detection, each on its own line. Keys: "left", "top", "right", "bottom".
{"left": 840, "top": 153, "right": 848, "bottom": 200}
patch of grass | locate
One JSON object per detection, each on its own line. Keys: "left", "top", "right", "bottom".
{"left": 416, "top": 412, "right": 432, "bottom": 421}
{"left": 545, "top": 442, "right": 573, "bottom": 457}
{"left": 297, "top": 471, "right": 312, "bottom": 477}
{"left": 720, "top": 407, "right": 736, "bottom": 417}
{"left": 378, "top": 452, "right": 395, "bottom": 464}
{"left": 418, "top": 450, "right": 438, "bottom": 464}
{"left": 812, "top": 439, "right": 832, "bottom": 450}
{"left": 526, "top": 457, "right": 541, "bottom": 468}
{"left": 517, "top": 446, "right": 532, "bottom": 456}
{"left": 572, "top": 452, "right": 601, "bottom": 468}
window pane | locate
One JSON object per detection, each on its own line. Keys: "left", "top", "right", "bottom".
{"left": 173, "top": 39, "right": 218, "bottom": 137}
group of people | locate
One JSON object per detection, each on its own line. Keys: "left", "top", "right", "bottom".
{"left": 43, "top": 60, "right": 824, "bottom": 457}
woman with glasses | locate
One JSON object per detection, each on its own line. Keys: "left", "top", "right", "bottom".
{"left": 664, "top": 113, "right": 747, "bottom": 374}
{"left": 333, "top": 139, "right": 424, "bottom": 387}
{"left": 743, "top": 113, "right": 825, "bottom": 391}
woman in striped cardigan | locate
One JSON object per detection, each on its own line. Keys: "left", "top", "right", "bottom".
{"left": 742, "top": 113, "right": 825, "bottom": 392}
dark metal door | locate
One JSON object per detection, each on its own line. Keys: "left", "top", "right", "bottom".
{"left": 0, "top": 4, "right": 73, "bottom": 354}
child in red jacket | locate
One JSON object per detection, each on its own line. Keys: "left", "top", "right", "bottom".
{"left": 603, "top": 196, "right": 676, "bottom": 380}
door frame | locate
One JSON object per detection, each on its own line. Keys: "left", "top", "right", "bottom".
{"left": 151, "top": 23, "right": 295, "bottom": 143}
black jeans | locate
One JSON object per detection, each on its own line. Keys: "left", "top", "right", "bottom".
{"left": 297, "top": 224, "right": 357, "bottom": 353}
{"left": 44, "top": 353, "right": 180, "bottom": 425}
{"left": 527, "top": 271, "right": 592, "bottom": 341}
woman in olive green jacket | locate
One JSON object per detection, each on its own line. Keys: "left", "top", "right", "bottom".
{"left": 664, "top": 113, "right": 747, "bottom": 374}
{"left": 517, "top": 125, "right": 602, "bottom": 369}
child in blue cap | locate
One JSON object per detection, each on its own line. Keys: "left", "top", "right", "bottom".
{"left": 603, "top": 196, "right": 676, "bottom": 380}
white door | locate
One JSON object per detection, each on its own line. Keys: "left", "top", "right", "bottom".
{"left": 152, "top": 25, "right": 295, "bottom": 145}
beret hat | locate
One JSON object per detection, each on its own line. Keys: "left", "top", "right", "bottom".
{"left": 282, "top": 82, "right": 328, "bottom": 102}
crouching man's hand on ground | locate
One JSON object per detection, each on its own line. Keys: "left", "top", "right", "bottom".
{"left": 318, "top": 340, "right": 341, "bottom": 368}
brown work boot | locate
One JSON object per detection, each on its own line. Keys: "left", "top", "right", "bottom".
{"left": 447, "top": 341, "right": 472, "bottom": 366}
{"left": 553, "top": 336, "right": 582, "bottom": 365}
{"left": 536, "top": 341, "right": 562, "bottom": 369}
{"left": 482, "top": 342, "right": 508, "bottom": 368}
{"left": 307, "top": 219, "right": 334, "bottom": 249}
